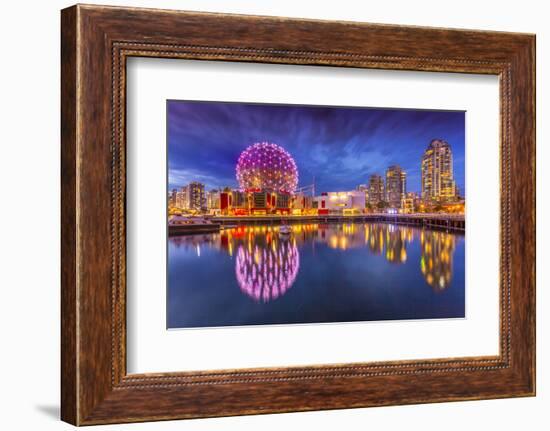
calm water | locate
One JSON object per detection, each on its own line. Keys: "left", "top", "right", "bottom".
{"left": 168, "top": 223, "right": 465, "bottom": 329}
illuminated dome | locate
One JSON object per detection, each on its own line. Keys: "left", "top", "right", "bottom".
{"left": 236, "top": 142, "right": 298, "bottom": 193}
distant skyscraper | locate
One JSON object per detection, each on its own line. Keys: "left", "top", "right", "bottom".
{"left": 421, "top": 139, "right": 457, "bottom": 203}
{"left": 356, "top": 184, "right": 369, "bottom": 203}
{"left": 169, "top": 188, "right": 177, "bottom": 208}
{"left": 175, "top": 185, "right": 188, "bottom": 209}
{"left": 187, "top": 182, "right": 205, "bottom": 211}
{"left": 385, "top": 165, "right": 406, "bottom": 209}
{"left": 368, "top": 175, "right": 385, "bottom": 206}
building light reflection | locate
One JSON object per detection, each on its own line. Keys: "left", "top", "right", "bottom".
{"left": 171, "top": 222, "right": 459, "bottom": 299}
{"left": 420, "top": 230, "right": 456, "bottom": 291}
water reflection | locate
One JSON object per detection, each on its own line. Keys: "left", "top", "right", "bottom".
{"left": 222, "top": 226, "right": 301, "bottom": 302}
{"left": 168, "top": 223, "right": 465, "bottom": 328}
{"left": 363, "top": 224, "right": 414, "bottom": 263}
{"left": 420, "top": 230, "right": 456, "bottom": 291}
{"left": 170, "top": 223, "right": 459, "bottom": 302}
{"left": 235, "top": 239, "right": 300, "bottom": 302}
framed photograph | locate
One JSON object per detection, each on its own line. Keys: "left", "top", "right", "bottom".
{"left": 61, "top": 4, "right": 536, "bottom": 425}
{"left": 164, "top": 101, "right": 467, "bottom": 329}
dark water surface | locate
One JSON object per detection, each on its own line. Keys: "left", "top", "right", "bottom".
{"left": 168, "top": 223, "right": 465, "bottom": 329}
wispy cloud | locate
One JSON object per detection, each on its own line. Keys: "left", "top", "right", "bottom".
{"left": 168, "top": 101, "right": 465, "bottom": 194}
{"left": 168, "top": 168, "right": 236, "bottom": 191}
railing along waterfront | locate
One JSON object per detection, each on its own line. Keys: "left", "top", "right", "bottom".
{"left": 209, "top": 213, "right": 465, "bottom": 233}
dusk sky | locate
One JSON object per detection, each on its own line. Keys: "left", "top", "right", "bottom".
{"left": 167, "top": 101, "right": 465, "bottom": 196}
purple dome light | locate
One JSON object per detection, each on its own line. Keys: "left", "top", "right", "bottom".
{"left": 236, "top": 142, "right": 298, "bottom": 193}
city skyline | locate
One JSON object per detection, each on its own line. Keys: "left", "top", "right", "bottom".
{"left": 168, "top": 101, "right": 465, "bottom": 196}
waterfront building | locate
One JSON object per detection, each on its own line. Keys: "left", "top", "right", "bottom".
{"left": 175, "top": 185, "right": 189, "bottom": 209}
{"left": 250, "top": 191, "right": 268, "bottom": 214}
{"left": 275, "top": 192, "right": 291, "bottom": 214}
{"left": 175, "top": 191, "right": 185, "bottom": 209}
{"left": 219, "top": 191, "right": 231, "bottom": 215}
{"left": 293, "top": 192, "right": 314, "bottom": 215}
{"left": 169, "top": 188, "right": 177, "bottom": 208}
{"left": 247, "top": 190, "right": 291, "bottom": 215}
{"left": 401, "top": 191, "right": 420, "bottom": 214}
{"left": 206, "top": 189, "right": 221, "bottom": 214}
{"left": 421, "top": 139, "right": 457, "bottom": 203}
{"left": 231, "top": 190, "right": 246, "bottom": 209}
{"left": 313, "top": 191, "right": 366, "bottom": 215}
{"left": 218, "top": 189, "right": 291, "bottom": 215}
{"left": 187, "top": 182, "right": 206, "bottom": 211}
{"left": 385, "top": 165, "right": 407, "bottom": 209}
{"left": 356, "top": 184, "right": 369, "bottom": 205}
{"left": 368, "top": 174, "right": 385, "bottom": 207}
{"left": 220, "top": 189, "right": 246, "bottom": 215}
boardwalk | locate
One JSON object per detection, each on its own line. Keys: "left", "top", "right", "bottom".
{"left": 211, "top": 213, "right": 465, "bottom": 232}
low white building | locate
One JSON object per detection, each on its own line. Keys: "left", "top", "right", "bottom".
{"left": 314, "top": 191, "right": 366, "bottom": 215}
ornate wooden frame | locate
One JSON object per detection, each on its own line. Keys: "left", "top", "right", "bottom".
{"left": 61, "top": 4, "right": 535, "bottom": 425}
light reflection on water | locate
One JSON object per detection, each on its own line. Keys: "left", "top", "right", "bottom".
{"left": 235, "top": 238, "right": 300, "bottom": 302}
{"left": 168, "top": 223, "right": 464, "bottom": 328}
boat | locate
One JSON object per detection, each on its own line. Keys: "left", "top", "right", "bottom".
{"left": 168, "top": 215, "right": 221, "bottom": 236}
{"left": 279, "top": 224, "right": 292, "bottom": 237}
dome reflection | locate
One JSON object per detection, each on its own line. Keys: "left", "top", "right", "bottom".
{"left": 219, "top": 226, "right": 300, "bottom": 302}
{"left": 215, "top": 222, "right": 457, "bottom": 298}
{"left": 235, "top": 236, "right": 300, "bottom": 302}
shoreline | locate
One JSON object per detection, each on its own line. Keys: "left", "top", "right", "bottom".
{"left": 168, "top": 213, "right": 465, "bottom": 236}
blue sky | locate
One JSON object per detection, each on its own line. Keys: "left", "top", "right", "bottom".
{"left": 167, "top": 100, "right": 465, "bottom": 195}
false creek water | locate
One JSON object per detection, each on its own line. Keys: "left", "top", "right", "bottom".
{"left": 167, "top": 222, "right": 465, "bottom": 329}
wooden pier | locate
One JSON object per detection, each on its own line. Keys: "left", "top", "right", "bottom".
{"left": 168, "top": 223, "right": 221, "bottom": 236}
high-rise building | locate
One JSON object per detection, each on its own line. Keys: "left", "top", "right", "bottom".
{"left": 175, "top": 186, "right": 188, "bottom": 209}
{"left": 175, "top": 192, "right": 184, "bottom": 209}
{"left": 187, "top": 182, "right": 205, "bottom": 211}
{"left": 421, "top": 139, "right": 457, "bottom": 203}
{"left": 206, "top": 189, "right": 220, "bottom": 211}
{"left": 169, "top": 188, "right": 177, "bottom": 208}
{"left": 356, "top": 184, "right": 369, "bottom": 203}
{"left": 385, "top": 165, "right": 406, "bottom": 209}
{"left": 368, "top": 174, "right": 385, "bottom": 206}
